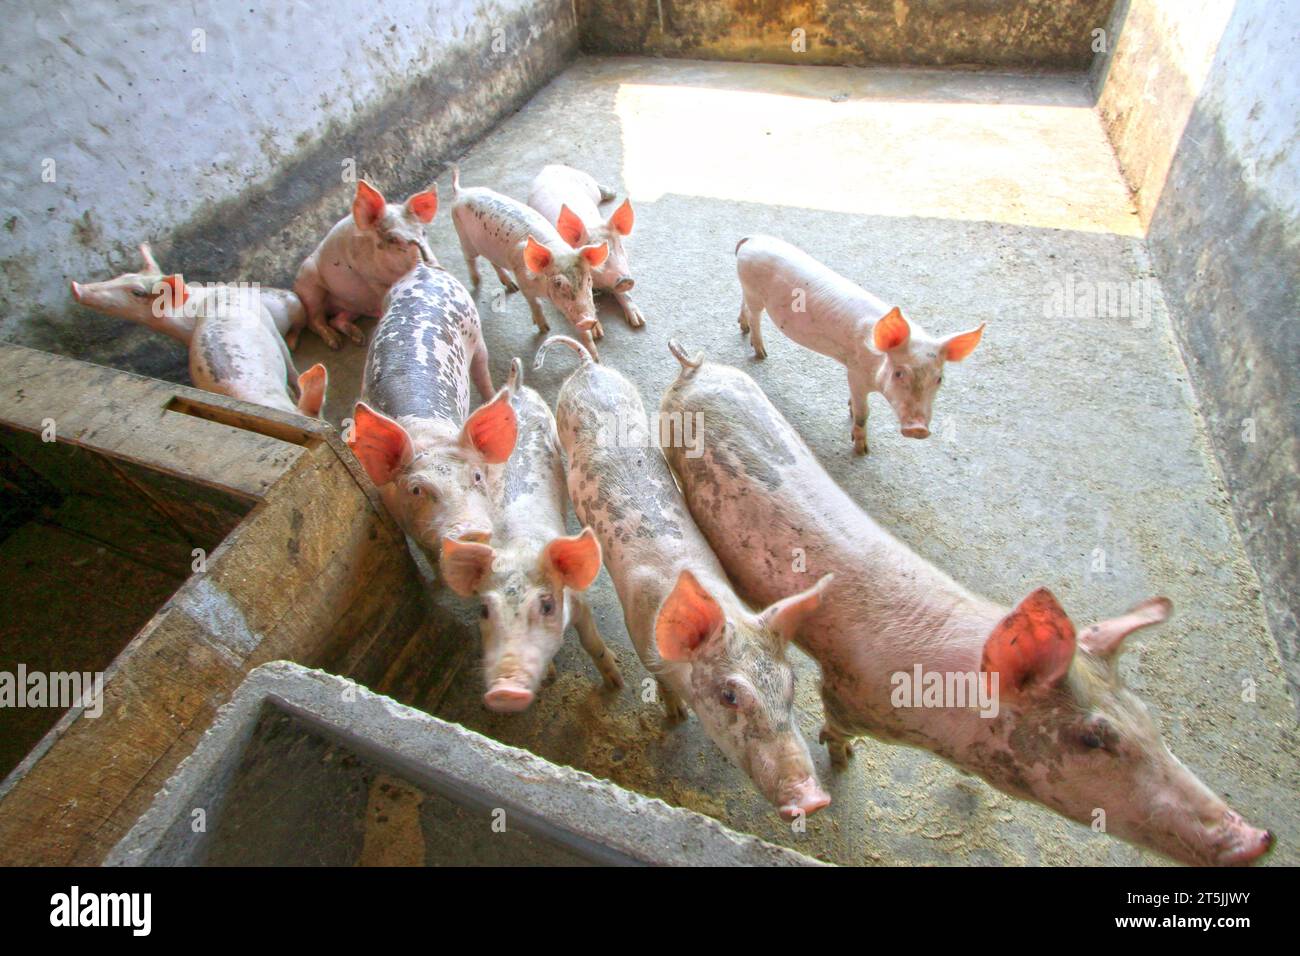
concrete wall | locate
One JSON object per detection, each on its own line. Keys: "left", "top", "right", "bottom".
{"left": 579, "top": 0, "right": 1118, "bottom": 69}
{"left": 0, "top": 0, "right": 578, "bottom": 381}
{"left": 1094, "top": 0, "right": 1300, "bottom": 703}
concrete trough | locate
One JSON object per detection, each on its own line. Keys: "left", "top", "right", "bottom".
{"left": 107, "top": 661, "right": 821, "bottom": 867}
{"left": 0, "top": 345, "right": 433, "bottom": 865}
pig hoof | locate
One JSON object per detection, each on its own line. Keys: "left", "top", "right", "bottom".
{"left": 592, "top": 321, "right": 605, "bottom": 340}
{"left": 753, "top": 347, "right": 767, "bottom": 360}
{"left": 854, "top": 442, "right": 869, "bottom": 456}
{"left": 347, "top": 327, "right": 366, "bottom": 345}
{"left": 603, "top": 670, "right": 624, "bottom": 691}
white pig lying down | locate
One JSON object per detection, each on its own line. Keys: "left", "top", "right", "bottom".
{"left": 71, "top": 251, "right": 326, "bottom": 417}
{"left": 71, "top": 242, "right": 306, "bottom": 347}
{"left": 660, "top": 343, "right": 1274, "bottom": 866}
{"left": 450, "top": 167, "right": 609, "bottom": 362}
{"left": 348, "top": 261, "right": 517, "bottom": 562}
{"left": 534, "top": 334, "right": 834, "bottom": 821}
{"left": 439, "top": 359, "right": 623, "bottom": 713}
{"left": 294, "top": 179, "right": 439, "bottom": 350}
{"left": 735, "top": 234, "right": 985, "bottom": 456}
{"left": 528, "top": 164, "right": 644, "bottom": 330}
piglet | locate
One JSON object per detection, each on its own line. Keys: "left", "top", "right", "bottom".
{"left": 528, "top": 164, "right": 644, "bottom": 329}
{"left": 661, "top": 343, "right": 1274, "bottom": 866}
{"left": 450, "top": 167, "right": 608, "bottom": 361}
{"left": 735, "top": 234, "right": 984, "bottom": 454}
{"left": 536, "top": 334, "right": 832, "bottom": 820}
{"left": 185, "top": 276, "right": 328, "bottom": 417}
{"left": 348, "top": 261, "right": 516, "bottom": 556}
{"left": 439, "top": 359, "right": 622, "bottom": 712}
{"left": 71, "top": 243, "right": 306, "bottom": 347}
{"left": 295, "top": 180, "right": 438, "bottom": 349}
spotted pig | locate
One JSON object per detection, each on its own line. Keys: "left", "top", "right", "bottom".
{"left": 349, "top": 262, "right": 516, "bottom": 557}
{"left": 660, "top": 342, "right": 1273, "bottom": 866}
{"left": 535, "top": 334, "right": 832, "bottom": 820}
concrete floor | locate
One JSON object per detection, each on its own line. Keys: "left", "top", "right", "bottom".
{"left": 292, "top": 57, "right": 1298, "bottom": 866}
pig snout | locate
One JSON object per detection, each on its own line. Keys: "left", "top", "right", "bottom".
{"left": 613, "top": 276, "right": 634, "bottom": 292}
{"left": 70, "top": 281, "right": 82, "bottom": 302}
{"left": 777, "top": 777, "right": 831, "bottom": 820}
{"left": 1212, "top": 810, "right": 1274, "bottom": 866}
{"left": 900, "top": 423, "right": 931, "bottom": 439}
{"left": 484, "top": 680, "right": 534, "bottom": 713}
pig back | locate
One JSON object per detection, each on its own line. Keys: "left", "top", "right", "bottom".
{"left": 362, "top": 263, "right": 479, "bottom": 425}
{"left": 500, "top": 385, "right": 567, "bottom": 536}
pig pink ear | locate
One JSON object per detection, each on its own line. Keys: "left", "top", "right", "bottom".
{"left": 555, "top": 205, "right": 586, "bottom": 247}
{"left": 155, "top": 274, "right": 190, "bottom": 310}
{"left": 942, "top": 323, "right": 985, "bottom": 363}
{"left": 981, "top": 588, "right": 1076, "bottom": 699}
{"left": 1079, "top": 597, "right": 1172, "bottom": 658}
{"left": 873, "top": 307, "right": 910, "bottom": 352}
{"left": 349, "top": 401, "right": 413, "bottom": 486}
{"left": 656, "top": 569, "right": 725, "bottom": 663}
{"left": 580, "top": 242, "right": 609, "bottom": 268}
{"left": 523, "top": 236, "right": 553, "bottom": 274}
{"left": 439, "top": 536, "right": 496, "bottom": 597}
{"left": 296, "top": 364, "right": 328, "bottom": 418}
{"left": 139, "top": 243, "right": 161, "bottom": 274}
{"left": 608, "top": 199, "right": 634, "bottom": 237}
{"left": 542, "top": 527, "right": 602, "bottom": 591}
{"left": 760, "top": 573, "right": 833, "bottom": 644}
{"left": 460, "top": 388, "right": 518, "bottom": 464}
{"left": 352, "top": 180, "right": 387, "bottom": 231}
{"left": 404, "top": 187, "right": 438, "bottom": 223}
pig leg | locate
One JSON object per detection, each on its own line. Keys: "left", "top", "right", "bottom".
{"left": 739, "top": 290, "right": 767, "bottom": 359}
{"left": 657, "top": 678, "right": 689, "bottom": 722}
{"left": 613, "top": 290, "right": 645, "bottom": 329}
{"left": 469, "top": 343, "right": 494, "bottom": 401}
{"left": 329, "top": 310, "right": 366, "bottom": 346}
{"left": 490, "top": 263, "right": 518, "bottom": 294}
{"left": 848, "top": 368, "right": 871, "bottom": 456}
{"left": 578, "top": 327, "right": 601, "bottom": 363}
{"left": 293, "top": 262, "right": 343, "bottom": 350}
{"left": 454, "top": 225, "right": 482, "bottom": 291}
{"left": 524, "top": 294, "right": 550, "bottom": 334}
{"left": 571, "top": 595, "right": 623, "bottom": 690}
{"left": 819, "top": 722, "right": 855, "bottom": 767}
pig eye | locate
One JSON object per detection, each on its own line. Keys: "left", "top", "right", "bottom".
{"left": 936, "top": 375, "right": 943, "bottom": 385}
{"left": 539, "top": 595, "right": 556, "bottom": 616}
{"left": 473, "top": 469, "right": 484, "bottom": 485}
{"left": 894, "top": 369, "right": 904, "bottom": 379}
{"left": 720, "top": 687, "right": 739, "bottom": 708}
{"left": 479, "top": 604, "right": 490, "bottom": 620}
{"left": 1079, "top": 718, "right": 1116, "bottom": 752}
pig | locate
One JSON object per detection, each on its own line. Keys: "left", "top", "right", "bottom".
{"left": 294, "top": 179, "right": 439, "bottom": 350}
{"left": 528, "top": 164, "right": 644, "bottom": 329}
{"left": 734, "top": 234, "right": 985, "bottom": 455}
{"left": 534, "top": 334, "right": 833, "bottom": 820}
{"left": 71, "top": 243, "right": 306, "bottom": 347}
{"left": 450, "top": 167, "right": 609, "bottom": 361}
{"left": 439, "top": 359, "right": 623, "bottom": 712}
{"left": 660, "top": 343, "right": 1275, "bottom": 866}
{"left": 348, "top": 261, "right": 517, "bottom": 555}
{"left": 185, "top": 276, "right": 328, "bottom": 417}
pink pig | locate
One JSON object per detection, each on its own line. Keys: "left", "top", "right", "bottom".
{"left": 528, "top": 164, "right": 644, "bottom": 329}
{"left": 536, "top": 334, "right": 833, "bottom": 820}
{"left": 450, "top": 167, "right": 609, "bottom": 361}
{"left": 661, "top": 344, "right": 1274, "bottom": 866}
{"left": 735, "top": 234, "right": 984, "bottom": 455}
{"left": 294, "top": 180, "right": 438, "bottom": 349}
{"left": 439, "top": 359, "right": 622, "bottom": 712}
